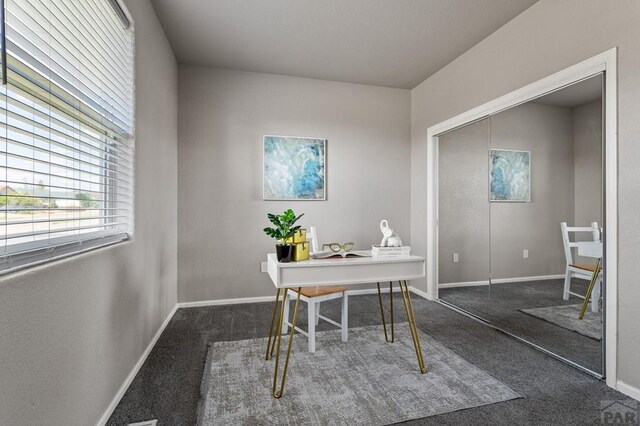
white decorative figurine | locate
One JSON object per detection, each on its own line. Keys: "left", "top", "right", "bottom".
{"left": 379, "top": 219, "right": 402, "bottom": 247}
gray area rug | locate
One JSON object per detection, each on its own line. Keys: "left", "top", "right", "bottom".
{"left": 198, "top": 324, "right": 520, "bottom": 425}
{"left": 520, "top": 304, "right": 602, "bottom": 340}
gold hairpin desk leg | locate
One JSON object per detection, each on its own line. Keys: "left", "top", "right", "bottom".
{"left": 376, "top": 282, "right": 395, "bottom": 342}
{"left": 272, "top": 287, "right": 302, "bottom": 399}
{"left": 399, "top": 280, "right": 427, "bottom": 374}
{"left": 265, "top": 288, "right": 282, "bottom": 360}
{"left": 579, "top": 258, "right": 602, "bottom": 320}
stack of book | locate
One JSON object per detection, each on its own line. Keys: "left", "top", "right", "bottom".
{"left": 371, "top": 245, "right": 411, "bottom": 258}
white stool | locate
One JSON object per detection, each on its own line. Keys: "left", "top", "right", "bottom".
{"left": 282, "top": 286, "right": 348, "bottom": 353}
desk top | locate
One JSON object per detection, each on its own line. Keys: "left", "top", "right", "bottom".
{"left": 267, "top": 253, "right": 425, "bottom": 268}
{"left": 266, "top": 253, "right": 425, "bottom": 288}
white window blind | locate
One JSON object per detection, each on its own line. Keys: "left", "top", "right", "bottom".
{"left": 0, "top": 0, "right": 134, "bottom": 271}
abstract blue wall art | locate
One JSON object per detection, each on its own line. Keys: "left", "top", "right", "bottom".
{"left": 490, "top": 149, "right": 530, "bottom": 202}
{"left": 263, "top": 136, "right": 326, "bottom": 200}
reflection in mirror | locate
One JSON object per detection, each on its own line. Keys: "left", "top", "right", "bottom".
{"left": 438, "top": 74, "right": 604, "bottom": 375}
{"left": 438, "top": 118, "right": 491, "bottom": 318}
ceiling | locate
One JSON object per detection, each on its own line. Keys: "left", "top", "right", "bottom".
{"left": 151, "top": 0, "right": 538, "bottom": 89}
{"left": 532, "top": 74, "right": 603, "bottom": 108}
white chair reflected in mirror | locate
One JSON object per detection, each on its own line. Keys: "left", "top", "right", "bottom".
{"left": 560, "top": 222, "right": 601, "bottom": 313}
{"left": 281, "top": 226, "right": 348, "bottom": 353}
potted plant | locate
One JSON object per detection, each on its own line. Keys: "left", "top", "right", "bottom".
{"left": 263, "top": 209, "right": 304, "bottom": 262}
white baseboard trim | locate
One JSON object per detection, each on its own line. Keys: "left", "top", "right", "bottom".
{"left": 439, "top": 280, "right": 489, "bottom": 289}
{"left": 492, "top": 274, "right": 565, "bottom": 284}
{"left": 97, "top": 303, "right": 179, "bottom": 426}
{"left": 409, "top": 285, "right": 432, "bottom": 300}
{"left": 178, "top": 295, "right": 274, "bottom": 308}
{"left": 617, "top": 381, "right": 640, "bottom": 402}
{"left": 439, "top": 274, "right": 566, "bottom": 289}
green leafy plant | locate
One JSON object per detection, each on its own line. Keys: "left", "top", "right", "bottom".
{"left": 263, "top": 209, "right": 304, "bottom": 245}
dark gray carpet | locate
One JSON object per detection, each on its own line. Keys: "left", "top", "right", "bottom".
{"left": 199, "top": 324, "right": 520, "bottom": 425}
{"left": 520, "top": 304, "right": 602, "bottom": 340}
{"left": 439, "top": 278, "right": 603, "bottom": 373}
{"left": 107, "top": 292, "right": 628, "bottom": 425}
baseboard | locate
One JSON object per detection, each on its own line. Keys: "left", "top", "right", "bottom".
{"left": 409, "top": 285, "right": 431, "bottom": 300}
{"left": 438, "top": 280, "right": 488, "bottom": 289}
{"left": 491, "top": 274, "right": 565, "bottom": 284}
{"left": 617, "top": 380, "right": 640, "bottom": 402}
{"left": 439, "top": 274, "right": 566, "bottom": 289}
{"left": 178, "top": 295, "right": 274, "bottom": 308}
{"left": 97, "top": 303, "right": 179, "bottom": 426}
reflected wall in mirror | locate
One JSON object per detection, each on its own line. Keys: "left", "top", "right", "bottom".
{"left": 438, "top": 74, "right": 604, "bottom": 375}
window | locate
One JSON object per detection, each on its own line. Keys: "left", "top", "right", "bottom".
{"left": 0, "top": 0, "right": 134, "bottom": 272}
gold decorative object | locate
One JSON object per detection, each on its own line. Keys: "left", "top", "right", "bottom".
{"left": 293, "top": 241, "right": 309, "bottom": 261}
{"left": 286, "top": 228, "right": 307, "bottom": 244}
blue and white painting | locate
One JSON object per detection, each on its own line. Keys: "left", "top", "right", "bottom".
{"left": 263, "top": 136, "right": 326, "bottom": 200}
{"left": 490, "top": 149, "right": 530, "bottom": 202}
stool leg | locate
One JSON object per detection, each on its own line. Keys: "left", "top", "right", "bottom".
{"left": 341, "top": 292, "right": 348, "bottom": 342}
{"left": 315, "top": 302, "right": 320, "bottom": 326}
{"left": 308, "top": 300, "right": 316, "bottom": 353}
{"left": 563, "top": 268, "right": 571, "bottom": 300}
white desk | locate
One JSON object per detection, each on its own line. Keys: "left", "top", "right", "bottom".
{"left": 265, "top": 253, "right": 427, "bottom": 398}
{"left": 267, "top": 253, "right": 425, "bottom": 288}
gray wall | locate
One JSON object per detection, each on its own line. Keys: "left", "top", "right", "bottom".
{"left": 573, "top": 100, "right": 603, "bottom": 264}
{"left": 0, "top": 1, "right": 178, "bottom": 424}
{"left": 178, "top": 66, "right": 410, "bottom": 302}
{"left": 438, "top": 103, "right": 574, "bottom": 284}
{"left": 411, "top": 0, "right": 640, "bottom": 392}
{"left": 574, "top": 100, "right": 603, "bottom": 228}
{"left": 490, "top": 103, "right": 574, "bottom": 280}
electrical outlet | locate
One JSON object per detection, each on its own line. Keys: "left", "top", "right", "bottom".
{"left": 523, "top": 249, "right": 529, "bottom": 259}
{"left": 260, "top": 261, "right": 268, "bottom": 273}
{"left": 453, "top": 253, "right": 459, "bottom": 263}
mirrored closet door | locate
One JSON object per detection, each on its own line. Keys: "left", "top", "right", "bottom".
{"left": 438, "top": 74, "right": 604, "bottom": 375}
{"left": 438, "top": 118, "right": 491, "bottom": 319}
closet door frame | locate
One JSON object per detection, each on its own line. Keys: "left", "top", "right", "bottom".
{"left": 425, "top": 48, "right": 617, "bottom": 388}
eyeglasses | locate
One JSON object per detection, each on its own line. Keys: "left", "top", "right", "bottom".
{"left": 322, "top": 242, "right": 355, "bottom": 253}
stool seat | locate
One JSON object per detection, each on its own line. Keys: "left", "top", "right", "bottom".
{"left": 570, "top": 263, "right": 597, "bottom": 272}
{"left": 299, "top": 286, "right": 348, "bottom": 298}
